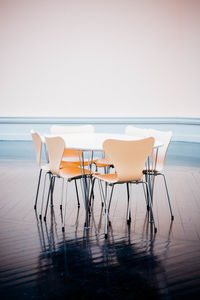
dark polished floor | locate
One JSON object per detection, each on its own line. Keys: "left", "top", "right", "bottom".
{"left": 0, "top": 158, "right": 200, "bottom": 299}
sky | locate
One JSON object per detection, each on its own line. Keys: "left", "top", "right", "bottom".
{"left": 0, "top": 0, "right": 200, "bottom": 117}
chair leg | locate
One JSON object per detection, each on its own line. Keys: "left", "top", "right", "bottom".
{"left": 99, "top": 180, "right": 110, "bottom": 238}
{"left": 39, "top": 172, "right": 48, "bottom": 219}
{"left": 44, "top": 176, "right": 53, "bottom": 222}
{"left": 50, "top": 176, "right": 56, "bottom": 207}
{"left": 143, "top": 182, "right": 157, "bottom": 233}
{"left": 142, "top": 182, "right": 149, "bottom": 211}
{"left": 98, "top": 179, "right": 104, "bottom": 207}
{"left": 160, "top": 173, "right": 174, "bottom": 220}
{"left": 34, "top": 169, "right": 42, "bottom": 209}
{"left": 60, "top": 179, "right": 64, "bottom": 209}
{"left": 126, "top": 183, "right": 131, "bottom": 224}
{"left": 62, "top": 181, "right": 68, "bottom": 232}
{"left": 74, "top": 179, "right": 80, "bottom": 207}
{"left": 89, "top": 178, "right": 96, "bottom": 207}
{"left": 108, "top": 184, "right": 114, "bottom": 212}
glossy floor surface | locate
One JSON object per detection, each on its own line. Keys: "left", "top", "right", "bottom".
{"left": 0, "top": 159, "right": 200, "bottom": 299}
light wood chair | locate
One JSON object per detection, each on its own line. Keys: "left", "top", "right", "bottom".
{"left": 44, "top": 136, "right": 92, "bottom": 231}
{"left": 92, "top": 137, "right": 157, "bottom": 238}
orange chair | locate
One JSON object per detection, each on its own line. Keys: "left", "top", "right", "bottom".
{"left": 92, "top": 137, "right": 157, "bottom": 238}
{"left": 44, "top": 136, "right": 92, "bottom": 231}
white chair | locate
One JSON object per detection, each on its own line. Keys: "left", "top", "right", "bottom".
{"left": 125, "top": 125, "right": 150, "bottom": 138}
{"left": 92, "top": 137, "right": 157, "bottom": 238}
{"left": 31, "top": 130, "right": 50, "bottom": 210}
{"left": 145, "top": 129, "right": 174, "bottom": 220}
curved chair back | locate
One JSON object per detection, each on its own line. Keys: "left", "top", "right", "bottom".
{"left": 103, "top": 137, "right": 155, "bottom": 182}
{"left": 149, "top": 129, "right": 172, "bottom": 172}
{"left": 31, "top": 130, "right": 42, "bottom": 168}
{"left": 50, "top": 124, "right": 95, "bottom": 134}
{"left": 45, "top": 136, "right": 65, "bottom": 176}
{"left": 125, "top": 125, "right": 150, "bottom": 138}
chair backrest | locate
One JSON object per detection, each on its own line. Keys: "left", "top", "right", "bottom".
{"left": 148, "top": 129, "right": 172, "bottom": 172}
{"left": 45, "top": 136, "right": 65, "bottom": 176}
{"left": 50, "top": 124, "right": 95, "bottom": 134}
{"left": 31, "top": 130, "right": 42, "bottom": 167}
{"left": 103, "top": 137, "right": 155, "bottom": 182}
{"left": 125, "top": 125, "right": 150, "bottom": 138}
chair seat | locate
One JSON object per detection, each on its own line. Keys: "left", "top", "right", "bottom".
{"left": 95, "top": 158, "right": 113, "bottom": 168}
{"left": 62, "top": 157, "right": 97, "bottom": 166}
{"left": 59, "top": 166, "right": 96, "bottom": 180}
{"left": 93, "top": 173, "right": 118, "bottom": 183}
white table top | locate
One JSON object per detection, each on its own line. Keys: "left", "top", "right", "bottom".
{"left": 46, "top": 133, "right": 163, "bottom": 151}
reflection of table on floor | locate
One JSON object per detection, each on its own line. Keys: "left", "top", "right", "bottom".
{"left": 48, "top": 133, "right": 163, "bottom": 228}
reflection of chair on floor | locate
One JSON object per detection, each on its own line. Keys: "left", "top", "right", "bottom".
{"left": 144, "top": 129, "right": 174, "bottom": 220}
{"left": 92, "top": 137, "right": 157, "bottom": 238}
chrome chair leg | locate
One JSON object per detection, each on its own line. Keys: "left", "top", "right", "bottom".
{"left": 34, "top": 168, "right": 42, "bottom": 209}
{"left": 126, "top": 183, "right": 131, "bottom": 224}
{"left": 60, "top": 179, "right": 64, "bottom": 209}
{"left": 44, "top": 176, "right": 53, "bottom": 222}
{"left": 39, "top": 172, "right": 48, "bottom": 219}
{"left": 74, "top": 179, "right": 80, "bottom": 207}
{"left": 108, "top": 184, "right": 114, "bottom": 212}
{"left": 160, "top": 173, "right": 174, "bottom": 220}
{"left": 143, "top": 181, "right": 157, "bottom": 233}
{"left": 62, "top": 181, "right": 68, "bottom": 232}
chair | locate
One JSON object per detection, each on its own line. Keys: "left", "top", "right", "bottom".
{"left": 31, "top": 130, "right": 50, "bottom": 210}
{"left": 50, "top": 124, "right": 96, "bottom": 166}
{"left": 92, "top": 137, "right": 157, "bottom": 238}
{"left": 31, "top": 130, "right": 80, "bottom": 210}
{"left": 44, "top": 136, "right": 92, "bottom": 231}
{"left": 144, "top": 129, "right": 174, "bottom": 220}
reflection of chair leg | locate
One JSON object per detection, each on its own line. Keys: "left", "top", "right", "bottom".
{"left": 159, "top": 173, "right": 174, "bottom": 220}
{"left": 34, "top": 169, "right": 42, "bottom": 209}
{"left": 74, "top": 179, "right": 80, "bottom": 207}
{"left": 62, "top": 181, "right": 68, "bottom": 232}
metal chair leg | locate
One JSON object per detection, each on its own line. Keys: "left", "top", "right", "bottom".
{"left": 126, "top": 183, "right": 131, "bottom": 224}
{"left": 108, "top": 184, "right": 114, "bottom": 212}
{"left": 160, "top": 173, "right": 174, "bottom": 220}
{"left": 34, "top": 169, "right": 42, "bottom": 209}
{"left": 62, "top": 181, "right": 68, "bottom": 232}
{"left": 44, "top": 176, "right": 53, "bottom": 222}
{"left": 74, "top": 179, "right": 80, "bottom": 207}
{"left": 143, "top": 182, "right": 157, "bottom": 233}
{"left": 39, "top": 172, "right": 48, "bottom": 219}
{"left": 60, "top": 179, "right": 64, "bottom": 209}
{"left": 99, "top": 180, "right": 110, "bottom": 238}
